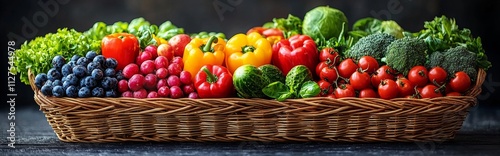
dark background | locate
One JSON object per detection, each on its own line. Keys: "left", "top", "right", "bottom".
{"left": 1, "top": 0, "right": 499, "bottom": 124}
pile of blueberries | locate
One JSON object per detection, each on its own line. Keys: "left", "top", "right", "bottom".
{"left": 35, "top": 51, "right": 123, "bottom": 98}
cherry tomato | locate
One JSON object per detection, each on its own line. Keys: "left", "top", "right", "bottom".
{"left": 320, "top": 67, "right": 338, "bottom": 83}
{"left": 357, "top": 56, "right": 379, "bottom": 74}
{"left": 446, "top": 92, "right": 462, "bottom": 96}
{"left": 317, "top": 80, "right": 333, "bottom": 97}
{"left": 420, "top": 84, "right": 443, "bottom": 98}
{"left": 378, "top": 79, "right": 399, "bottom": 100}
{"left": 428, "top": 67, "right": 447, "bottom": 85}
{"left": 334, "top": 84, "right": 356, "bottom": 98}
{"left": 319, "top": 47, "right": 340, "bottom": 65}
{"left": 449, "top": 71, "right": 471, "bottom": 93}
{"left": 337, "top": 59, "right": 358, "bottom": 78}
{"left": 408, "top": 66, "right": 429, "bottom": 87}
{"left": 349, "top": 70, "right": 371, "bottom": 90}
{"left": 359, "top": 88, "right": 378, "bottom": 98}
{"left": 316, "top": 61, "right": 330, "bottom": 77}
{"left": 371, "top": 65, "right": 396, "bottom": 88}
{"left": 396, "top": 77, "right": 415, "bottom": 97}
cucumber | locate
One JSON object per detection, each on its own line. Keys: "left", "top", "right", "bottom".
{"left": 233, "top": 65, "right": 271, "bottom": 98}
{"left": 258, "top": 64, "right": 285, "bottom": 83}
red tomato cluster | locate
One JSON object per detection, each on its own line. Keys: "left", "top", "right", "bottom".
{"left": 315, "top": 54, "right": 473, "bottom": 99}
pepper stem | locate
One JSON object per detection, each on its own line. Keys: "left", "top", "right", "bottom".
{"left": 202, "top": 36, "right": 218, "bottom": 52}
{"left": 242, "top": 45, "right": 255, "bottom": 53}
{"left": 203, "top": 67, "right": 218, "bottom": 83}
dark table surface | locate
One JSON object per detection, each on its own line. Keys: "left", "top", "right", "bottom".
{"left": 1, "top": 104, "right": 500, "bottom": 156}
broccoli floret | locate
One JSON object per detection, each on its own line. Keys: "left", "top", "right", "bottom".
{"left": 426, "top": 51, "right": 444, "bottom": 68}
{"left": 440, "top": 46, "right": 477, "bottom": 80}
{"left": 385, "top": 37, "right": 427, "bottom": 75}
{"left": 346, "top": 33, "right": 396, "bottom": 63}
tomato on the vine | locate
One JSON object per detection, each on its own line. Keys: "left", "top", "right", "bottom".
{"left": 359, "top": 88, "right": 378, "bottom": 98}
{"left": 317, "top": 80, "right": 333, "bottom": 97}
{"left": 319, "top": 47, "right": 340, "bottom": 65}
{"left": 419, "top": 84, "right": 443, "bottom": 98}
{"left": 396, "top": 77, "right": 415, "bottom": 97}
{"left": 319, "top": 66, "right": 338, "bottom": 83}
{"left": 408, "top": 66, "right": 429, "bottom": 87}
{"left": 334, "top": 84, "right": 356, "bottom": 98}
{"left": 428, "top": 66, "right": 448, "bottom": 85}
{"left": 357, "top": 56, "right": 379, "bottom": 74}
{"left": 349, "top": 70, "right": 371, "bottom": 90}
{"left": 449, "top": 71, "right": 471, "bottom": 93}
{"left": 337, "top": 59, "right": 358, "bottom": 78}
{"left": 378, "top": 79, "right": 399, "bottom": 100}
{"left": 371, "top": 65, "right": 396, "bottom": 87}
{"left": 315, "top": 61, "right": 330, "bottom": 77}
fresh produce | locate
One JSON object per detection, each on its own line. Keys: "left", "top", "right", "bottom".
{"left": 168, "top": 34, "right": 192, "bottom": 57}
{"left": 272, "top": 35, "right": 318, "bottom": 75}
{"left": 350, "top": 17, "right": 405, "bottom": 41}
{"left": 183, "top": 36, "right": 226, "bottom": 78}
{"left": 13, "top": 28, "right": 101, "bottom": 85}
{"left": 378, "top": 79, "right": 399, "bottom": 100}
{"left": 337, "top": 58, "right": 358, "bottom": 79}
{"left": 384, "top": 37, "right": 427, "bottom": 75}
{"left": 346, "top": 33, "right": 396, "bottom": 64}
{"left": 357, "top": 56, "right": 379, "bottom": 74}
{"left": 428, "top": 67, "right": 447, "bottom": 86}
{"left": 427, "top": 46, "right": 477, "bottom": 80}
{"left": 449, "top": 71, "right": 471, "bottom": 93}
{"left": 35, "top": 51, "right": 119, "bottom": 98}
{"left": 101, "top": 33, "right": 140, "bottom": 70}
{"left": 157, "top": 43, "right": 174, "bottom": 61}
{"left": 232, "top": 64, "right": 271, "bottom": 98}
{"left": 195, "top": 65, "right": 234, "bottom": 98}
{"left": 302, "top": 6, "right": 348, "bottom": 41}
{"left": 414, "top": 15, "right": 491, "bottom": 70}
{"left": 407, "top": 66, "right": 429, "bottom": 87}
{"left": 262, "top": 14, "right": 302, "bottom": 39}
{"left": 225, "top": 32, "right": 272, "bottom": 74}
{"left": 258, "top": 64, "right": 286, "bottom": 84}
{"left": 262, "top": 65, "right": 319, "bottom": 101}
{"left": 247, "top": 27, "right": 284, "bottom": 45}
{"left": 190, "top": 31, "right": 226, "bottom": 40}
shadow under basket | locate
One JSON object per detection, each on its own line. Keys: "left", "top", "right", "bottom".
{"left": 28, "top": 69, "right": 486, "bottom": 142}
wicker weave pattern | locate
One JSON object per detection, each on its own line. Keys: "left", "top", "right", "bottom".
{"left": 29, "top": 69, "right": 486, "bottom": 142}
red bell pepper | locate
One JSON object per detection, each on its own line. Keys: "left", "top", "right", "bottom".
{"left": 272, "top": 35, "right": 318, "bottom": 75}
{"left": 194, "top": 65, "right": 234, "bottom": 98}
{"left": 101, "top": 33, "right": 140, "bottom": 70}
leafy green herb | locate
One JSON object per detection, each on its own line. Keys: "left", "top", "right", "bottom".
{"left": 299, "top": 81, "right": 321, "bottom": 98}
{"left": 263, "top": 14, "right": 302, "bottom": 39}
{"left": 262, "top": 81, "right": 293, "bottom": 101}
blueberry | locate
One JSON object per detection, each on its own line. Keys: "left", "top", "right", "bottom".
{"left": 35, "top": 73, "right": 48, "bottom": 89}
{"left": 66, "top": 74, "right": 79, "bottom": 85}
{"left": 67, "top": 61, "right": 77, "bottom": 68}
{"left": 71, "top": 55, "right": 80, "bottom": 62}
{"left": 86, "top": 51, "right": 98, "bottom": 60}
{"left": 105, "top": 58, "right": 118, "bottom": 69}
{"left": 66, "top": 85, "right": 78, "bottom": 98}
{"left": 52, "top": 55, "right": 66, "bottom": 70}
{"left": 105, "top": 90, "right": 117, "bottom": 97}
{"left": 52, "top": 80, "right": 63, "bottom": 87}
{"left": 77, "top": 57, "right": 89, "bottom": 66}
{"left": 87, "top": 62, "right": 102, "bottom": 75}
{"left": 101, "top": 77, "right": 117, "bottom": 90}
{"left": 92, "top": 87, "right": 105, "bottom": 97}
{"left": 47, "top": 68, "right": 62, "bottom": 81}
{"left": 63, "top": 81, "right": 71, "bottom": 90}
{"left": 104, "top": 68, "right": 116, "bottom": 77}
{"left": 41, "top": 84, "right": 53, "bottom": 96}
{"left": 73, "top": 65, "right": 87, "bottom": 78}
{"left": 52, "top": 86, "right": 65, "bottom": 97}
{"left": 61, "top": 64, "right": 72, "bottom": 77}
{"left": 93, "top": 55, "right": 106, "bottom": 66}
{"left": 80, "top": 77, "right": 87, "bottom": 87}
{"left": 115, "top": 70, "right": 125, "bottom": 81}
{"left": 78, "top": 87, "right": 91, "bottom": 98}
{"left": 91, "top": 69, "right": 104, "bottom": 80}
{"left": 84, "top": 76, "right": 97, "bottom": 89}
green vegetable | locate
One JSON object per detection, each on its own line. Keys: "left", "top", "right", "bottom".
{"left": 258, "top": 64, "right": 285, "bottom": 83}
{"left": 262, "top": 81, "right": 293, "bottom": 101}
{"left": 264, "top": 14, "right": 303, "bottom": 39}
{"left": 415, "top": 15, "right": 491, "bottom": 70}
{"left": 427, "top": 46, "right": 477, "bottom": 80}
{"left": 285, "top": 65, "right": 313, "bottom": 97}
{"left": 302, "top": 6, "right": 348, "bottom": 41}
{"left": 346, "top": 33, "right": 396, "bottom": 64}
{"left": 190, "top": 31, "right": 226, "bottom": 40}
{"left": 384, "top": 37, "right": 427, "bottom": 75}
{"left": 233, "top": 65, "right": 271, "bottom": 98}
{"left": 315, "top": 22, "right": 354, "bottom": 56}
{"left": 12, "top": 28, "right": 100, "bottom": 85}
{"left": 298, "top": 81, "right": 321, "bottom": 98}
{"left": 351, "top": 17, "right": 404, "bottom": 39}
{"left": 157, "top": 21, "right": 184, "bottom": 40}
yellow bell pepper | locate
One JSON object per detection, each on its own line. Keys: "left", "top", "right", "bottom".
{"left": 183, "top": 36, "right": 226, "bottom": 78}
{"left": 225, "top": 32, "right": 272, "bottom": 74}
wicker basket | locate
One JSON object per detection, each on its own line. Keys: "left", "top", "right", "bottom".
{"left": 29, "top": 69, "right": 486, "bottom": 142}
